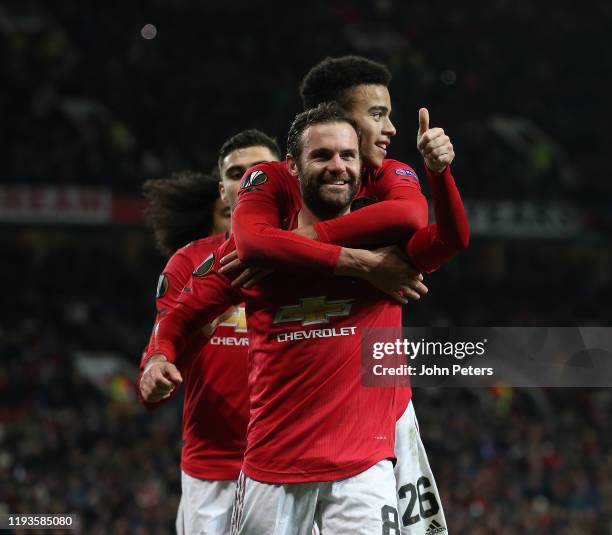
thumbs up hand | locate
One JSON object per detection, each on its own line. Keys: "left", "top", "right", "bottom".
{"left": 416, "top": 108, "right": 454, "bottom": 173}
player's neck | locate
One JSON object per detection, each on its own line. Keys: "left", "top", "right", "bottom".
{"left": 298, "top": 202, "right": 350, "bottom": 227}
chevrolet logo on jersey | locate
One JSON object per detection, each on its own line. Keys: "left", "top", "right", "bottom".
{"left": 274, "top": 296, "right": 354, "bottom": 326}
{"left": 219, "top": 306, "right": 247, "bottom": 333}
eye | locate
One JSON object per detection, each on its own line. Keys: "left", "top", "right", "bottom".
{"left": 372, "top": 112, "right": 383, "bottom": 121}
{"left": 228, "top": 169, "right": 244, "bottom": 180}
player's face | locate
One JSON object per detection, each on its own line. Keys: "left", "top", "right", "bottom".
{"left": 291, "top": 121, "right": 361, "bottom": 219}
{"left": 219, "top": 145, "right": 279, "bottom": 211}
{"left": 345, "top": 84, "right": 396, "bottom": 168}
{"left": 211, "top": 197, "right": 230, "bottom": 234}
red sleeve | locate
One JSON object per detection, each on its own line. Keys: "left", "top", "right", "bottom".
{"left": 232, "top": 163, "right": 341, "bottom": 272}
{"left": 145, "top": 254, "right": 243, "bottom": 364}
{"left": 313, "top": 160, "right": 429, "bottom": 247}
{"left": 404, "top": 166, "right": 469, "bottom": 274}
{"left": 136, "top": 249, "right": 196, "bottom": 409}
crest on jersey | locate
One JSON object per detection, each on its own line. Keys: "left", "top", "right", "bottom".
{"left": 156, "top": 273, "right": 169, "bottom": 299}
{"left": 219, "top": 306, "right": 247, "bottom": 333}
{"left": 193, "top": 253, "right": 215, "bottom": 277}
{"left": 394, "top": 167, "right": 419, "bottom": 181}
{"left": 273, "top": 296, "right": 354, "bottom": 326}
{"left": 241, "top": 170, "right": 268, "bottom": 189}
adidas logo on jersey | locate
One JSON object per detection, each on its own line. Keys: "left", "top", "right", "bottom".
{"left": 424, "top": 520, "right": 446, "bottom": 534}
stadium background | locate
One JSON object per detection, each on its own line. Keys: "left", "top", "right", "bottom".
{"left": 1, "top": 1, "right": 611, "bottom": 533}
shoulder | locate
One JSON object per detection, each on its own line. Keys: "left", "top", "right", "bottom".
{"left": 175, "top": 233, "right": 227, "bottom": 266}
{"left": 378, "top": 159, "right": 419, "bottom": 180}
{"left": 238, "top": 161, "right": 300, "bottom": 208}
{"left": 365, "top": 159, "right": 421, "bottom": 191}
{"left": 191, "top": 235, "right": 235, "bottom": 276}
{"left": 241, "top": 160, "right": 291, "bottom": 186}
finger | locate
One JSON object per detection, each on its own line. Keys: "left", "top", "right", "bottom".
{"left": 429, "top": 153, "right": 454, "bottom": 168}
{"left": 386, "top": 290, "right": 408, "bottom": 305}
{"left": 218, "top": 257, "right": 243, "bottom": 274}
{"left": 220, "top": 250, "right": 238, "bottom": 266}
{"left": 243, "top": 268, "right": 273, "bottom": 288}
{"left": 417, "top": 129, "right": 446, "bottom": 152}
{"left": 231, "top": 268, "right": 254, "bottom": 287}
{"left": 408, "top": 280, "right": 429, "bottom": 295}
{"left": 164, "top": 366, "right": 183, "bottom": 384}
{"left": 418, "top": 108, "right": 429, "bottom": 135}
{"left": 149, "top": 389, "right": 173, "bottom": 403}
{"left": 153, "top": 373, "right": 174, "bottom": 389}
{"left": 421, "top": 135, "right": 450, "bottom": 155}
{"left": 402, "top": 287, "right": 421, "bottom": 301}
{"left": 427, "top": 145, "right": 453, "bottom": 159}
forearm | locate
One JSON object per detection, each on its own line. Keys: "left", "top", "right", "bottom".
{"left": 233, "top": 204, "right": 341, "bottom": 271}
{"left": 405, "top": 166, "right": 469, "bottom": 273}
{"left": 145, "top": 304, "right": 201, "bottom": 363}
{"left": 333, "top": 248, "right": 376, "bottom": 278}
{"left": 313, "top": 197, "right": 428, "bottom": 248}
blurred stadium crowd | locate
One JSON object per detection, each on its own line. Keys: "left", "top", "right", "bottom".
{"left": 1, "top": 1, "right": 611, "bottom": 533}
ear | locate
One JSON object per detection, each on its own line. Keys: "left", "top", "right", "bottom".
{"left": 218, "top": 180, "right": 226, "bottom": 202}
{"left": 286, "top": 154, "right": 299, "bottom": 177}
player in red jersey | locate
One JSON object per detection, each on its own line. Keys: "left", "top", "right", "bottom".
{"left": 137, "top": 130, "right": 282, "bottom": 535}
{"left": 146, "top": 103, "right": 468, "bottom": 534}
{"left": 222, "top": 56, "right": 465, "bottom": 279}
{"left": 218, "top": 56, "right": 466, "bottom": 534}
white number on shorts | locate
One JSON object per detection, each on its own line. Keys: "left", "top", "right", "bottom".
{"left": 398, "top": 476, "right": 440, "bottom": 526}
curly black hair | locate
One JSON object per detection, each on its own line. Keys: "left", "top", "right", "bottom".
{"left": 142, "top": 171, "right": 219, "bottom": 256}
{"left": 300, "top": 55, "right": 392, "bottom": 110}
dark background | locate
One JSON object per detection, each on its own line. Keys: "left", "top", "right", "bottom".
{"left": 1, "top": 1, "right": 611, "bottom": 533}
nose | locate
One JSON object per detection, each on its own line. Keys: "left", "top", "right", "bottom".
{"left": 327, "top": 153, "right": 346, "bottom": 173}
{"left": 383, "top": 117, "right": 396, "bottom": 138}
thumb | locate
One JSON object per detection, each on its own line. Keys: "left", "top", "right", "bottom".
{"left": 418, "top": 108, "right": 429, "bottom": 135}
{"left": 165, "top": 365, "right": 183, "bottom": 384}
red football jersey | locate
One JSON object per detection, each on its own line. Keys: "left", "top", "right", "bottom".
{"left": 140, "top": 234, "right": 249, "bottom": 480}
{"left": 147, "top": 160, "right": 468, "bottom": 482}
{"left": 232, "top": 159, "right": 428, "bottom": 271}
{"left": 233, "top": 159, "right": 468, "bottom": 275}
{"left": 149, "top": 235, "right": 407, "bottom": 484}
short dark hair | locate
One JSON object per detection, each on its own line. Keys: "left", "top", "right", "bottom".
{"left": 300, "top": 55, "right": 392, "bottom": 110}
{"left": 143, "top": 171, "right": 219, "bottom": 256}
{"left": 287, "top": 102, "right": 361, "bottom": 162}
{"left": 217, "top": 129, "right": 282, "bottom": 173}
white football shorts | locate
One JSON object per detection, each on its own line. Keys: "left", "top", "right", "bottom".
{"left": 394, "top": 401, "right": 448, "bottom": 535}
{"left": 176, "top": 471, "right": 237, "bottom": 535}
{"left": 230, "top": 459, "right": 397, "bottom": 534}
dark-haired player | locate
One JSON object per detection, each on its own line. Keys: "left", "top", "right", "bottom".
{"left": 221, "top": 56, "right": 467, "bottom": 534}
{"left": 137, "top": 131, "right": 282, "bottom": 535}
{"left": 146, "top": 103, "right": 467, "bottom": 533}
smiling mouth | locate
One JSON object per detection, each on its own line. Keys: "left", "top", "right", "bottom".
{"left": 375, "top": 142, "right": 388, "bottom": 154}
{"left": 323, "top": 180, "right": 350, "bottom": 186}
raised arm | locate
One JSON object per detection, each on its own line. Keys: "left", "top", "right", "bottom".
{"left": 404, "top": 166, "right": 469, "bottom": 274}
